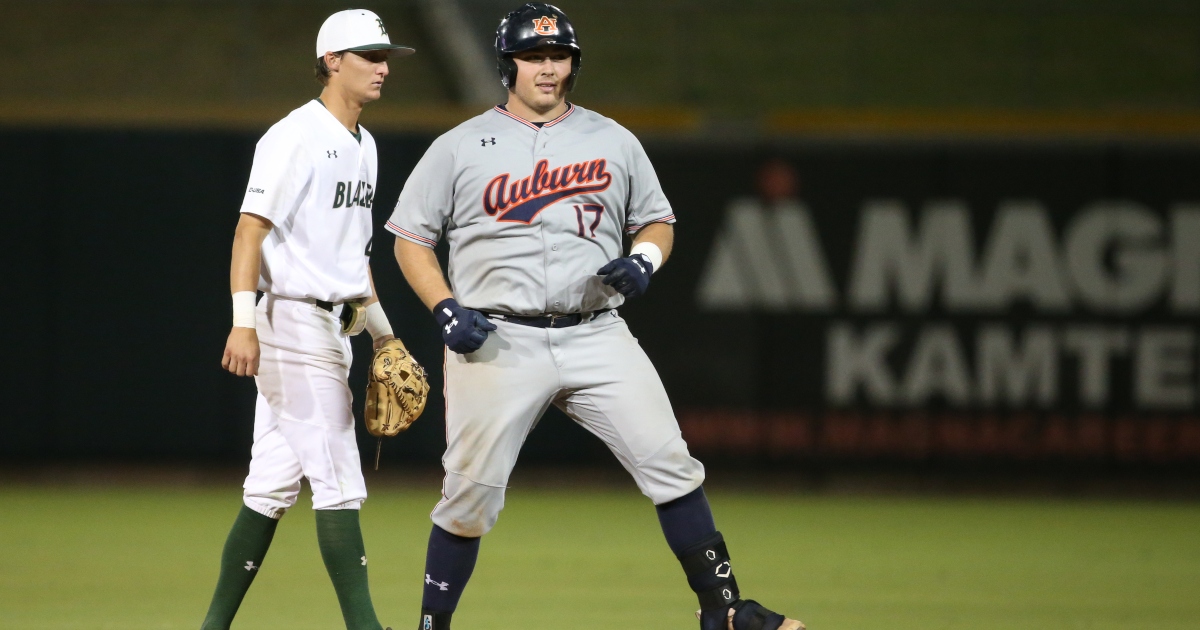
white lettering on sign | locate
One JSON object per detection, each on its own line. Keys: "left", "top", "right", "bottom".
{"left": 848, "top": 200, "right": 978, "bottom": 312}
{"left": 699, "top": 197, "right": 1200, "bottom": 411}
{"left": 975, "top": 325, "right": 1058, "bottom": 407}
{"left": 1135, "top": 328, "right": 1196, "bottom": 408}
{"left": 697, "top": 199, "right": 835, "bottom": 311}
{"left": 825, "top": 322, "right": 1197, "bottom": 409}
{"left": 1061, "top": 327, "right": 1129, "bottom": 408}
{"left": 697, "top": 198, "right": 1200, "bottom": 314}
{"left": 1064, "top": 202, "right": 1168, "bottom": 313}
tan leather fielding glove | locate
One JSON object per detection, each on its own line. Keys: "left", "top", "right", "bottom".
{"left": 364, "top": 339, "right": 429, "bottom": 455}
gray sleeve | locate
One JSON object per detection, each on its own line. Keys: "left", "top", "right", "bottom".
{"left": 386, "top": 134, "right": 457, "bottom": 248}
{"left": 623, "top": 133, "right": 675, "bottom": 236}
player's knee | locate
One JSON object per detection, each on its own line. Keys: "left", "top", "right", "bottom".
{"left": 242, "top": 495, "right": 291, "bottom": 519}
{"left": 636, "top": 435, "right": 706, "bottom": 505}
{"left": 430, "top": 471, "right": 506, "bottom": 537}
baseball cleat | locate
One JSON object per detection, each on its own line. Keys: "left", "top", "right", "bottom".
{"left": 696, "top": 601, "right": 805, "bottom": 630}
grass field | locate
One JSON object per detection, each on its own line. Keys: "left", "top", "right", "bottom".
{"left": 1, "top": 481, "right": 1198, "bottom": 629}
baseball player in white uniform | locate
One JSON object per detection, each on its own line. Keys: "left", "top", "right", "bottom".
{"left": 200, "top": 10, "right": 412, "bottom": 630}
{"left": 387, "top": 4, "right": 803, "bottom": 630}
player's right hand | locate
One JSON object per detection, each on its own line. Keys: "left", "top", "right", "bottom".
{"left": 597, "top": 254, "right": 653, "bottom": 298}
{"left": 433, "top": 298, "right": 497, "bottom": 354}
{"left": 222, "top": 327, "right": 261, "bottom": 376}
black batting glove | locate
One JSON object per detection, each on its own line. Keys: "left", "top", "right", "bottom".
{"left": 597, "top": 254, "right": 654, "bottom": 298}
{"left": 433, "top": 298, "right": 497, "bottom": 354}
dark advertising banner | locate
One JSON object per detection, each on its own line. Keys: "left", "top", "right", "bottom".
{"left": 2, "top": 128, "right": 1197, "bottom": 469}
{"left": 633, "top": 143, "right": 1200, "bottom": 466}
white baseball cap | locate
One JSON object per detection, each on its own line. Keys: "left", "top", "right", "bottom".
{"left": 316, "top": 9, "right": 415, "bottom": 58}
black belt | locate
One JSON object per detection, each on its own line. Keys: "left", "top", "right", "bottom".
{"left": 315, "top": 299, "right": 335, "bottom": 312}
{"left": 484, "top": 309, "right": 612, "bottom": 329}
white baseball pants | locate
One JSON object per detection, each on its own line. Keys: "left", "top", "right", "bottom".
{"left": 242, "top": 295, "right": 368, "bottom": 518}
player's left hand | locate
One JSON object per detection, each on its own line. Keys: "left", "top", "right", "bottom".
{"left": 373, "top": 333, "right": 395, "bottom": 351}
{"left": 597, "top": 254, "right": 653, "bottom": 298}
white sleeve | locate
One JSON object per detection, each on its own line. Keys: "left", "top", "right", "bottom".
{"left": 386, "top": 133, "right": 457, "bottom": 248}
{"left": 239, "top": 122, "right": 310, "bottom": 225}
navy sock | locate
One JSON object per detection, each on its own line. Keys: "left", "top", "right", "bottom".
{"left": 656, "top": 486, "right": 718, "bottom": 556}
{"left": 421, "top": 525, "right": 480, "bottom": 613}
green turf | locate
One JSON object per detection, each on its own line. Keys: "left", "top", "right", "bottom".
{"left": 1, "top": 483, "right": 1198, "bottom": 629}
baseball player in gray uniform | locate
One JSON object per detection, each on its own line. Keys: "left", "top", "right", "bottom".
{"left": 201, "top": 10, "right": 411, "bottom": 630}
{"left": 386, "top": 4, "right": 803, "bottom": 630}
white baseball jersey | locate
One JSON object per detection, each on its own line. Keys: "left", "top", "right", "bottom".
{"left": 240, "top": 99, "right": 377, "bottom": 303}
{"left": 386, "top": 104, "right": 675, "bottom": 315}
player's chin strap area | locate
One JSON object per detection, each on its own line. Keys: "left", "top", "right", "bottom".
{"left": 677, "top": 532, "right": 790, "bottom": 630}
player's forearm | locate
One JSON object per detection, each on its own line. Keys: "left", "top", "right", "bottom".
{"left": 229, "top": 213, "right": 273, "bottom": 293}
{"left": 364, "top": 266, "right": 381, "bottom": 306}
{"left": 632, "top": 222, "right": 674, "bottom": 266}
{"left": 394, "top": 237, "right": 454, "bottom": 311}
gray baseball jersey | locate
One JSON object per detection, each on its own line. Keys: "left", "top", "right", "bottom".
{"left": 386, "top": 104, "right": 675, "bottom": 314}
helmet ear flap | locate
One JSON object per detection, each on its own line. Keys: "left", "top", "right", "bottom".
{"left": 566, "top": 50, "right": 581, "bottom": 91}
{"left": 498, "top": 54, "right": 518, "bottom": 89}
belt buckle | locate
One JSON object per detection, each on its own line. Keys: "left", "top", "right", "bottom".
{"left": 548, "top": 314, "right": 560, "bottom": 328}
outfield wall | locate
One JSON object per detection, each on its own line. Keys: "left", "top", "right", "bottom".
{"left": 652, "top": 143, "right": 1200, "bottom": 467}
{"left": 2, "top": 128, "right": 1197, "bottom": 469}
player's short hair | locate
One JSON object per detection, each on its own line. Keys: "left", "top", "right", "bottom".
{"left": 314, "top": 53, "right": 340, "bottom": 85}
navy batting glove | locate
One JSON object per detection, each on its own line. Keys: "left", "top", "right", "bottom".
{"left": 597, "top": 254, "right": 654, "bottom": 298}
{"left": 433, "top": 298, "right": 497, "bottom": 354}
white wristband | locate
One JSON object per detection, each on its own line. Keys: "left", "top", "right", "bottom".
{"left": 629, "top": 242, "right": 663, "bottom": 273}
{"left": 232, "top": 291, "right": 257, "bottom": 329}
{"left": 364, "top": 301, "right": 394, "bottom": 341}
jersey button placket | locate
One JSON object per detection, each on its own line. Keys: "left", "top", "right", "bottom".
{"left": 536, "top": 126, "right": 557, "bottom": 313}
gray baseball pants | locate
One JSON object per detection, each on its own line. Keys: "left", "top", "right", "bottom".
{"left": 432, "top": 310, "right": 705, "bottom": 537}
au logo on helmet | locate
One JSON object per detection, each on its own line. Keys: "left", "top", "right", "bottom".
{"left": 532, "top": 16, "right": 558, "bottom": 36}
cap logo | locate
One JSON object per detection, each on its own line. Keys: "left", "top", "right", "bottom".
{"left": 376, "top": 18, "right": 387, "bottom": 36}
{"left": 532, "top": 16, "right": 558, "bottom": 36}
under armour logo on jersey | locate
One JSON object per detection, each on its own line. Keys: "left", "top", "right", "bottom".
{"left": 327, "top": 150, "right": 338, "bottom": 158}
{"left": 376, "top": 18, "right": 387, "bottom": 36}
{"left": 481, "top": 137, "right": 496, "bottom": 146}
{"left": 244, "top": 561, "right": 258, "bottom": 572}
{"left": 361, "top": 556, "right": 368, "bottom": 566}
{"left": 425, "top": 574, "right": 450, "bottom": 591}
{"left": 532, "top": 16, "right": 558, "bottom": 36}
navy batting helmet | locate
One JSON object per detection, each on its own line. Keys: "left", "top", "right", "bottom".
{"left": 495, "top": 3, "right": 581, "bottom": 91}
